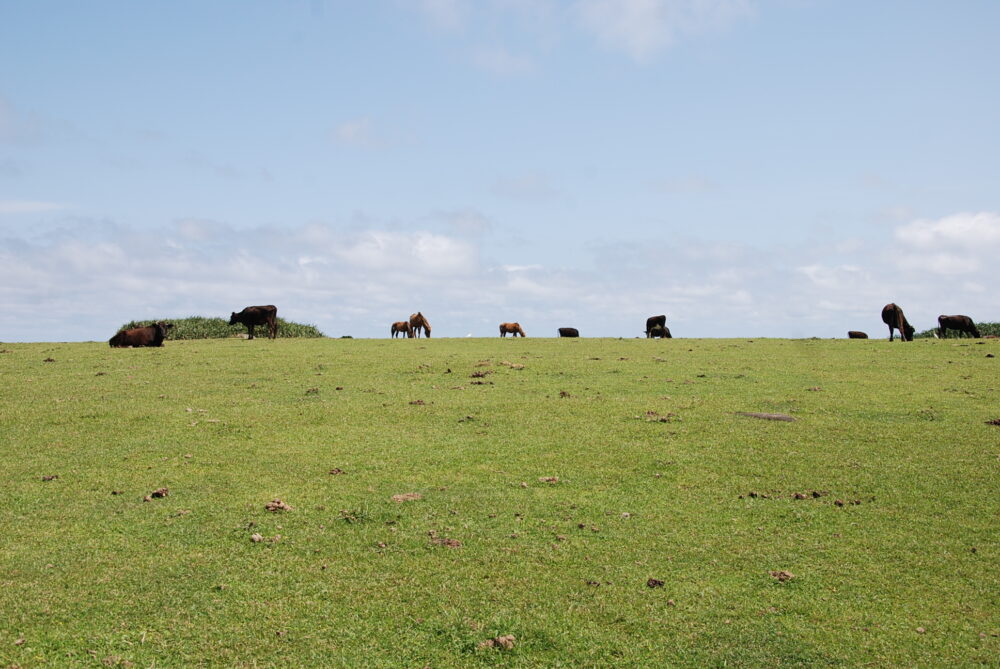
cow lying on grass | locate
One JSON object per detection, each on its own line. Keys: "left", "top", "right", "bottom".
{"left": 109, "top": 322, "right": 174, "bottom": 347}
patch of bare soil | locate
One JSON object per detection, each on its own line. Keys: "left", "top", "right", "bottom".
{"left": 538, "top": 476, "right": 559, "bottom": 484}
{"left": 391, "top": 493, "right": 422, "bottom": 503}
{"left": 646, "top": 578, "right": 665, "bottom": 588}
{"left": 428, "top": 530, "right": 461, "bottom": 548}
{"left": 770, "top": 570, "right": 795, "bottom": 583}
{"left": 408, "top": 399, "right": 426, "bottom": 405}
{"left": 985, "top": 418, "right": 1000, "bottom": 426}
{"left": 143, "top": 488, "right": 169, "bottom": 501}
{"left": 265, "top": 499, "right": 293, "bottom": 512}
{"left": 478, "top": 634, "right": 515, "bottom": 650}
{"left": 470, "top": 370, "right": 492, "bottom": 378}
{"left": 642, "top": 410, "right": 679, "bottom": 423}
{"left": 328, "top": 468, "right": 346, "bottom": 475}
{"left": 41, "top": 475, "right": 59, "bottom": 481}
{"left": 736, "top": 412, "right": 795, "bottom": 422}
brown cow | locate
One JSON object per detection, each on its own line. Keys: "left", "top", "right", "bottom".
{"left": 938, "top": 315, "right": 980, "bottom": 338}
{"left": 109, "top": 321, "right": 174, "bottom": 348}
{"left": 229, "top": 305, "right": 278, "bottom": 339}
{"left": 409, "top": 312, "right": 431, "bottom": 338}
{"left": 881, "top": 303, "right": 915, "bottom": 342}
{"left": 645, "top": 314, "right": 667, "bottom": 338}
{"left": 499, "top": 322, "right": 526, "bottom": 337}
{"left": 391, "top": 321, "right": 413, "bottom": 338}
{"left": 558, "top": 327, "right": 580, "bottom": 338}
{"left": 847, "top": 331, "right": 868, "bottom": 339}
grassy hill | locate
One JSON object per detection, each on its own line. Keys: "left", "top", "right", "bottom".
{"left": 1, "top": 337, "right": 997, "bottom": 666}
{"left": 116, "top": 315, "right": 325, "bottom": 340}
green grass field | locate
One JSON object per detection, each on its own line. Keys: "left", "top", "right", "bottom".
{"left": 1, "top": 337, "right": 997, "bottom": 667}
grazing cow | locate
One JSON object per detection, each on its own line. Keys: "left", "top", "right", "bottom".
{"left": 881, "top": 303, "right": 915, "bottom": 342}
{"left": 391, "top": 321, "right": 413, "bottom": 338}
{"left": 229, "top": 305, "right": 278, "bottom": 340}
{"left": 558, "top": 327, "right": 580, "bottom": 338}
{"left": 647, "top": 324, "right": 672, "bottom": 339}
{"left": 847, "top": 331, "right": 869, "bottom": 339}
{"left": 109, "top": 321, "right": 173, "bottom": 348}
{"left": 645, "top": 315, "right": 667, "bottom": 338}
{"left": 938, "top": 315, "right": 980, "bottom": 338}
{"left": 499, "top": 322, "right": 526, "bottom": 337}
{"left": 409, "top": 312, "right": 431, "bottom": 338}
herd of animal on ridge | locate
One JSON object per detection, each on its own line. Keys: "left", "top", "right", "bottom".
{"left": 107, "top": 302, "right": 984, "bottom": 347}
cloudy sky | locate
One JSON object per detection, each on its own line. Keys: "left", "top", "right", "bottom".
{"left": 2, "top": 1, "right": 998, "bottom": 341}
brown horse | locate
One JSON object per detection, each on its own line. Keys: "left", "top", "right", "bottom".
{"left": 391, "top": 321, "right": 412, "bottom": 338}
{"left": 409, "top": 312, "right": 431, "bottom": 338}
{"left": 499, "top": 322, "right": 526, "bottom": 337}
{"left": 881, "top": 303, "right": 915, "bottom": 342}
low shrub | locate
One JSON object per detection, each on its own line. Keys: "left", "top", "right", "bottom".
{"left": 116, "top": 316, "right": 325, "bottom": 340}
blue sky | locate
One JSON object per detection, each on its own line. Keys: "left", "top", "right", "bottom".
{"left": 2, "top": 0, "right": 998, "bottom": 341}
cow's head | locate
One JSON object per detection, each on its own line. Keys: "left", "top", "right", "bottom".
{"left": 229, "top": 312, "right": 238, "bottom": 325}
{"left": 904, "top": 323, "right": 916, "bottom": 341}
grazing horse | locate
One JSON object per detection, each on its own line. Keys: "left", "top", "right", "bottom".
{"left": 847, "top": 331, "right": 869, "bottom": 339}
{"left": 645, "top": 315, "right": 667, "bottom": 338}
{"left": 391, "top": 321, "right": 413, "bottom": 338}
{"left": 938, "top": 315, "right": 980, "bottom": 338}
{"left": 409, "top": 312, "right": 431, "bottom": 338}
{"left": 109, "top": 321, "right": 173, "bottom": 347}
{"left": 881, "top": 303, "right": 915, "bottom": 342}
{"left": 230, "top": 305, "right": 278, "bottom": 339}
{"left": 558, "top": 327, "right": 579, "bottom": 338}
{"left": 647, "top": 324, "right": 672, "bottom": 339}
{"left": 499, "top": 322, "right": 526, "bottom": 337}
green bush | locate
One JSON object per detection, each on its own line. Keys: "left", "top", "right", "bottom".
{"left": 914, "top": 321, "right": 999, "bottom": 338}
{"left": 116, "top": 316, "right": 325, "bottom": 340}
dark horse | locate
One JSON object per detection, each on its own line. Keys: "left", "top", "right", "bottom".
{"left": 391, "top": 321, "right": 413, "bottom": 338}
{"left": 881, "top": 303, "right": 914, "bottom": 342}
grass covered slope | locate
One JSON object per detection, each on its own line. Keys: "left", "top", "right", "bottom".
{"left": 1, "top": 337, "right": 998, "bottom": 666}
{"left": 116, "top": 316, "right": 325, "bottom": 340}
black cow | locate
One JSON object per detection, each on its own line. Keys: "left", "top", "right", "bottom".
{"left": 645, "top": 315, "right": 667, "bottom": 338}
{"left": 847, "top": 331, "right": 868, "bottom": 339}
{"left": 109, "top": 321, "right": 173, "bottom": 348}
{"left": 881, "top": 303, "right": 915, "bottom": 342}
{"left": 230, "top": 305, "right": 278, "bottom": 339}
{"left": 558, "top": 327, "right": 580, "bottom": 338}
{"left": 648, "top": 324, "right": 672, "bottom": 339}
{"left": 938, "top": 315, "right": 980, "bottom": 338}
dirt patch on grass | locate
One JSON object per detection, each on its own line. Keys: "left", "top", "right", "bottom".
{"left": 736, "top": 412, "right": 796, "bottom": 422}
{"left": 143, "top": 488, "right": 169, "bottom": 501}
{"left": 391, "top": 492, "right": 422, "bottom": 503}
{"left": 770, "top": 570, "right": 795, "bottom": 583}
{"left": 478, "top": 634, "right": 516, "bottom": 650}
{"left": 985, "top": 418, "right": 1000, "bottom": 426}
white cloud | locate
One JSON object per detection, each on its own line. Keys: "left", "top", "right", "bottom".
{"left": 473, "top": 46, "right": 536, "bottom": 75}
{"left": 894, "top": 211, "right": 1000, "bottom": 250}
{"left": 575, "top": 0, "right": 754, "bottom": 62}
{"left": 416, "top": 0, "right": 468, "bottom": 30}
{"left": 0, "top": 200, "right": 68, "bottom": 214}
